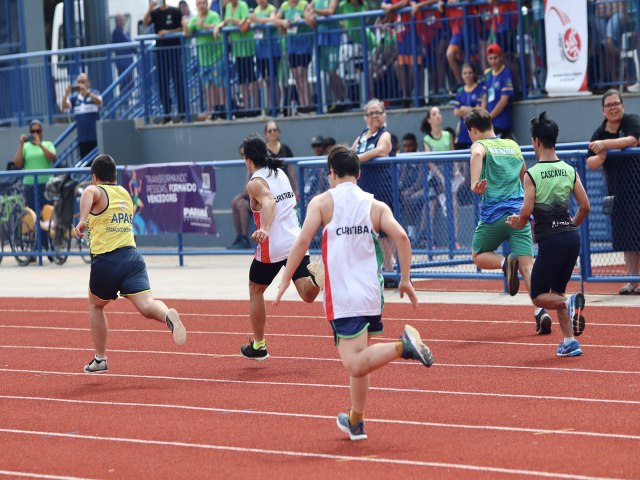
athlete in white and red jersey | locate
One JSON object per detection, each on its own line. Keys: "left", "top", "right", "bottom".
{"left": 240, "top": 134, "right": 320, "bottom": 361}
{"left": 274, "top": 146, "right": 433, "bottom": 441}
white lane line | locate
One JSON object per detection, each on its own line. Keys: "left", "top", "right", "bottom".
{"left": 0, "top": 428, "right": 625, "bottom": 480}
{"left": 2, "top": 368, "right": 639, "bottom": 406}
{"left": 1, "top": 310, "right": 638, "bottom": 327}
{"left": 2, "top": 345, "right": 640, "bottom": 375}
{"left": 2, "top": 326, "right": 640, "bottom": 350}
{"left": 2, "top": 395, "right": 640, "bottom": 442}
{"left": 0, "top": 471, "right": 96, "bottom": 480}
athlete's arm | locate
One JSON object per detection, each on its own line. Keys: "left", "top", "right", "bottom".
{"left": 274, "top": 195, "right": 324, "bottom": 306}
{"left": 75, "top": 185, "right": 101, "bottom": 238}
{"left": 571, "top": 173, "right": 590, "bottom": 227}
{"left": 376, "top": 202, "right": 418, "bottom": 308}
{"left": 357, "top": 132, "right": 392, "bottom": 163}
{"left": 506, "top": 173, "right": 534, "bottom": 229}
{"left": 469, "top": 142, "right": 487, "bottom": 194}
{"left": 247, "top": 178, "right": 275, "bottom": 244}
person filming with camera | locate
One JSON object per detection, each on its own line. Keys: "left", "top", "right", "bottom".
{"left": 62, "top": 73, "right": 103, "bottom": 160}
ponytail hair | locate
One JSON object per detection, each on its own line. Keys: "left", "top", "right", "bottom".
{"left": 242, "top": 134, "right": 284, "bottom": 175}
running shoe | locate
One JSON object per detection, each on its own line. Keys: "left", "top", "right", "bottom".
{"left": 84, "top": 356, "right": 108, "bottom": 373}
{"left": 503, "top": 254, "right": 520, "bottom": 296}
{"left": 535, "top": 308, "right": 552, "bottom": 335}
{"left": 566, "top": 293, "right": 585, "bottom": 336}
{"left": 400, "top": 325, "right": 434, "bottom": 367}
{"left": 336, "top": 412, "right": 367, "bottom": 441}
{"left": 556, "top": 340, "right": 583, "bottom": 357}
{"left": 307, "top": 261, "right": 325, "bottom": 289}
{"left": 165, "top": 308, "right": 187, "bottom": 345}
{"left": 240, "top": 338, "right": 269, "bottom": 361}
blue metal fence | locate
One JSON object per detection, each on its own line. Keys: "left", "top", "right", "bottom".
{"left": 2, "top": 146, "right": 639, "bottom": 291}
{"left": 0, "top": 0, "right": 638, "bottom": 129}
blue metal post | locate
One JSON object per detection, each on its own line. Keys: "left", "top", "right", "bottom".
{"left": 223, "top": 30, "right": 233, "bottom": 118}
{"left": 140, "top": 40, "right": 151, "bottom": 124}
{"left": 44, "top": 56, "right": 55, "bottom": 125}
{"left": 516, "top": 0, "right": 528, "bottom": 99}
{"left": 359, "top": 17, "right": 370, "bottom": 103}
{"left": 178, "top": 233, "right": 184, "bottom": 266}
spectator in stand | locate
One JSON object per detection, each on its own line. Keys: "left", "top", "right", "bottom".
{"left": 303, "top": 136, "right": 329, "bottom": 202}
{"left": 381, "top": 0, "right": 423, "bottom": 107}
{"left": 586, "top": 89, "right": 640, "bottom": 295}
{"left": 277, "top": 0, "right": 314, "bottom": 114}
{"left": 453, "top": 63, "right": 487, "bottom": 150}
{"left": 217, "top": 0, "right": 260, "bottom": 117}
{"left": 351, "top": 99, "right": 398, "bottom": 287}
{"left": 179, "top": 0, "right": 193, "bottom": 23}
{"left": 250, "top": 0, "right": 282, "bottom": 114}
{"left": 398, "top": 133, "right": 424, "bottom": 244}
{"left": 111, "top": 14, "right": 136, "bottom": 95}
{"left": 144, "top": 0, "right": 186, "bottom": 124}
{"left": 264, "top": 120, "right": 299, "bottom": 199}
{"left": 420, "top": 107, "right": 454, "bottom": 248}
{"left": 61, "top": 73, "right": 103, "bottom": 160}
{"left": 484, "top": 43, "right": 515, "bottom": 140}
{"left": 323, "top": 136, "right": 336, "bottom": 152}
{"left": 305, "top": 0, "right": 348, "bottom": 112}
{"left": 444, "top": 0, "right": 465, "bottom": 90}
{"left": 13, "top": 120, "right": 57, "bottom": 254}
{"left": 229, "top": 144, "right": 252, "bottom": 249}
{"left": 588, "top": 0, "right": 624, "bottom": 87}
{"left": 185, "top": 0, "right": 226, "bottom": 121}
{"left": 371, "top": 14, "right": 398, "bottom": 101}
{"left": 412, "top": 0, "right": 447, "bottom": 96}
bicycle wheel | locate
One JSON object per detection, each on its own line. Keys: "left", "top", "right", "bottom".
{"left": 10, "top": 210, "right": 35, "bottom": 266}
{"left": 48, "top": 223, "right": 71, "bottom": 265}
{"left": 76, "top": 233, "right": 92, "bottom": 264}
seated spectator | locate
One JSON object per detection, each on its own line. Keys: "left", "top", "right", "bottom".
{"left": 484, "top": 43, "right": 515, "bottom": 141}
{"left": 398, "top": 133, "right": 424, "bottom": 244}
{"left": 229, "top": 144, "right": 252, "bottom": 249}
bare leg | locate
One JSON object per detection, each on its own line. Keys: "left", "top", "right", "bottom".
{"left": 249, "top": 281, "right": 269, "bottom": 341}
{"left": 88, "top": 293, "right": 111, "bottom": 358}
{"left": 126, "top": 291, "right": 170, "bottom": 323}
{"left": 337, "top": 333, "right": 400, "bottom": 412}
{"left": 472, "top": 250, "right": 504, "bottom": 270}
{"left": 532, "top": 291, "right": 572, "bottom": 338}
{"left": 518, "top": 256, "right": 534, "bottom": 294}
{"left": 239, "top": 197, "right": 250, "bottom": 237}
{"left": 624, "top": 251, "right": 640, "bottom": 286}
{"left": 293, "top": 276, "right": 320, "bottom": 303}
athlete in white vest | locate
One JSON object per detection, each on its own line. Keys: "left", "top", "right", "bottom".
{"left": 274, "top": 146, "right": 433, "bottom": 441}
{"left": 240, "top": 134, "right": 321, "bottom": 360}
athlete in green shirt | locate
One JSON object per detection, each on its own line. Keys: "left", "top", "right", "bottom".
{"left": 507, "top": 112, "right": 590, "bottom": 357}
{"left": 465, "top": 107, "right": 550, "bottom": 334}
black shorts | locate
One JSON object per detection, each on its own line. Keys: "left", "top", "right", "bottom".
{"left": 330, "top": 315, "right": 384, "bottom": 345}
{"left": 235, "top": 56, "right": 257, "bottom": 84}
{"left": 288, "top": 53, "right": 312, "bottom": 69}
{"left": 530, "top": 230, "right": 580, "bottom": 299}
{"left": 249, "top": 254, "right": 311, "bottom": 286}
{"left": 257, "top": 56, "right": 281, "bottom": 79}
{"left": 90, "top": 246, "right": 151, "bottom": 301}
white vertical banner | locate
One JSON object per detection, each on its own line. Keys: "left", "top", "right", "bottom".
{"left": 544, "top": 0, "right": 591, "bottom": 96}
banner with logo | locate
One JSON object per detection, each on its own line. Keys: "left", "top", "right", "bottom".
{"left": 544, "top": 0, "right": 590, "bottom": 96}
{"left": 122, "top": 163, "right": 217, "bottom": 235}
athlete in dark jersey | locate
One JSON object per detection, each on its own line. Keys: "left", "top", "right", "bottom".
{"left": 507, "top": 113, "right": 590, "bottom": 357}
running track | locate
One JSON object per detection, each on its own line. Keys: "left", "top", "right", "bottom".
{"left": 0, "top": 298, "right": 638, "bottom": 479}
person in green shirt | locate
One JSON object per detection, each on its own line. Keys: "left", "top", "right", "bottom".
{"left": 12, "top": 119, "right": 57, "bottom": 254}
{"left": 217, "top": 0, "right": 260, "bottom": 116}
{"left": 465, "top": 107, "right": 551, "bottom": 335}
{"left": 507, "top": 112, "right": 590, "bottom": 356}
{"left": 250, "top": 0, "right": 282, "bottom": 113}
{"left": 185, "top": 0, "right": 226, "bottom": 120}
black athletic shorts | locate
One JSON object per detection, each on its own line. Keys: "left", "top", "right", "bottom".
{"left": 249, "top": 254, "right": 311, "bottom": 286}
{"left": 530, "top": 230, "right": 580, "bottom": 299}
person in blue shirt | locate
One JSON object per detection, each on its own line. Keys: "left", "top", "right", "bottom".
{"left": 111, "top": 14, "right": 136, "bottom": 94}
{"left": 453, "top": 63, "right": 487, "bottom": 150}
{"left": 484, "top": 43, "right": 515, "bottom": 141}
{"left": 61, "top": 73, "right": 103, "bottom": 160}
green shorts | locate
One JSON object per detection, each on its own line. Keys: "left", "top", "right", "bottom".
{"left": 319, "top": 47, "right": 340, "bottom": 72}
{"left": 472, "top": 213, "right": 534, "bottom": 257}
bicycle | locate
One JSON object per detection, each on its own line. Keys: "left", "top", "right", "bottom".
{"left": 0, "top": 178, "right": 37, "bottom": 266}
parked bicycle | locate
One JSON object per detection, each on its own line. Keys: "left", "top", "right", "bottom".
{"left": 0, "top": 177, "right": 37, "bottom": 266}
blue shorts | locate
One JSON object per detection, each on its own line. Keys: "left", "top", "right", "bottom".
{"left": 90, "top": 246, "right": 151, "bottom": 301}
{"left": 201, "top": 59, "right": 227, "bottom": 88}
{"left": 449, "top": 33, "right": 463, "bottom": 49}
{"left": 330, "top": 315, "right": 384, "bottom": 345}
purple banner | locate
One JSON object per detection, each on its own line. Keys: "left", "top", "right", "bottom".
{"left": 122, "top": 163, "right": 217, "bottom": 235}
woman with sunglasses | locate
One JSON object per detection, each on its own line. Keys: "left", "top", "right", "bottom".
{"left": 264, "top": 120, "right": 299, "bottom": 199}
{"left": 13, "top": 119, "right": 57, "bottom": 257}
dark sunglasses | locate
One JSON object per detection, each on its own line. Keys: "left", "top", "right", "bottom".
{"left": 266, "top": 128, "right": 279, "bottom": 133}
{"left": 30, "top": 129, "right": 42, "bottom": 134}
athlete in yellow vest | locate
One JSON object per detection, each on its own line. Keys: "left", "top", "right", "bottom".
{"left": 75, "top": 154, "right": 187, "bottom": 373}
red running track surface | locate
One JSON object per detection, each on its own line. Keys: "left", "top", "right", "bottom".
{"left": 0, "top": 298, "right": 638, "bottom": 479}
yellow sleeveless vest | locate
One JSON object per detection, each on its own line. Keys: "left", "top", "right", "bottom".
{"left": 88, "top": 185, "right": 136, "bottom": 255}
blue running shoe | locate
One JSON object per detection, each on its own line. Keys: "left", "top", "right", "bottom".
{"left": 556, "top": 340, "right": 583, "bottom": 357}
{"left": 336, "top": 412, "right": 367, "bottom": 441}
{"left": 566, "top": 293, "right": 586, "bottom": 336}
{"left": 400, "top": 325, "right": 434, "bottom": 367}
